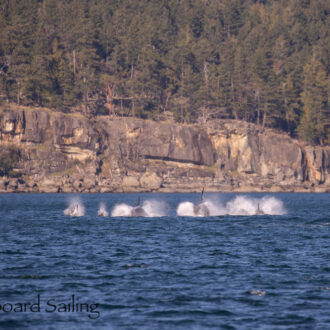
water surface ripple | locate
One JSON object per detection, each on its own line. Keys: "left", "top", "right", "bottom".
{"left": 0, "top": 193, "right": 329, "bottom": 329}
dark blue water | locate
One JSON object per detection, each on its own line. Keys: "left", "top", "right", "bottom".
{"left": 0, "top": 193, "right": 329, "bottom": 329}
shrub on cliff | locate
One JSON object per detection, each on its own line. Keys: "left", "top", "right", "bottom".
{"left": 0, "top": 146, "right": 21, "bottom": 177}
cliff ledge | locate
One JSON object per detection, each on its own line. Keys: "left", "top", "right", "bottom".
{"left": 1, "top": 106, "right": 329, "bottom": 193}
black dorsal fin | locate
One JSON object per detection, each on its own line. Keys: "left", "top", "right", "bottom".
{"left": 201, "top": 188, "right": 205, "bottom": 201}
{"left": 257, "top": 203, "right": 263, "bottom": 215}
{"left": 136, "top": 197, "right": 141, "bottom": 206}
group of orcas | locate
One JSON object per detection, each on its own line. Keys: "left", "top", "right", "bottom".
{"left": 65, "top": 189, "right": 265, "bottom": 217}
{"left": 65, "top": 196, "right": 150, "bottom": 217}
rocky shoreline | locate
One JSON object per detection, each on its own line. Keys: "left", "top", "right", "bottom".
{"left": 0, "top": 106, "right": 329, "bottom": 193}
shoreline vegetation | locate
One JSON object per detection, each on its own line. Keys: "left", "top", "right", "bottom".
{"left": 0, "top": 0, "right": 329, "bottom": 145}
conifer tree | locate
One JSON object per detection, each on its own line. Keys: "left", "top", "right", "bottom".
{"left": 299, "top": 55, "right": 329, "bottom": 145}
{"left": 0, "top": 0, "right": 328, "bottom": 144}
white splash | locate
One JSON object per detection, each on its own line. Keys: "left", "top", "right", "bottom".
{"left": 111, "top": 199, "right": 167, "bottom": 217}
{"left": 177, "top": 195, "right": 286, "bottom": 217}
{"left": 142, "top": 200, "right": 167, "bottom": 217}
{"left": 226, "top": 195, "right": 286, "bottom": 216}
{"left": 226, "top": 196, "right": 258, "bottom": 215}
{"left": 176, "top": 201, "right": 195, "bottom": 217}
{"left": 64, "top": 197, "right": 85, "bottom": 217}
{"left": 203, "top": 198, "right": 227, "bottom": 216}
{"left": 177, "top": 198, "right": 226, "bottom": 217}
{"left": 111, "top": 203, "right": 133, "bottom": 217}
{"left": 98, "top": 202, "right": 109, "bottom": 217}
{"left": 259, "top": 196, "right": 286, "bottom": 215}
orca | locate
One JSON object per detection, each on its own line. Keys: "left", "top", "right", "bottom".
{"left": 64, "top": 199, "right": 85, "bottom": 217}
{"left": 68, "top": 204, "right": 80, "bottom": 216}
{"left": 131, "top": 197, "right": 148, "bottom": 217}
{"left": 193, "top": 188, "right": 210, "bottom": 217}
{"left": 256, "top": 203, "right": 264, "bottom": 215}
{"left": 98, "top": 208, "right": 108, "bottom": 217}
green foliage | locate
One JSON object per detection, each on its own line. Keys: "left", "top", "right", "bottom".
{"left": 298, "top": 53, "right": 329, "bottom": 145}
{"left": 0, "top": 0, "right": 329, "bottom": 144}
{"left": 0, "top": 146, "right": 21, "bottom": 177}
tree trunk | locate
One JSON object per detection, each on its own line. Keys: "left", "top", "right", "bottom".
{"left": 106, "top": 84, "right": 113, "bottom": 116}
{"left": 257, "top": 108, "right": 260, "bottom": 126}
{"left": 17, "top": 81, "right": 20, "bottom": 105}
{"left": 262, "top": 111, "right": 267, "bottom": 128}
{"left": 73, "top": 50, "right": 76, "bottom": 79}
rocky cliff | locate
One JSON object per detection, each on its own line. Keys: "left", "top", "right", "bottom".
{"left": 0, "top": 106, "right": 329, "bottom": 193}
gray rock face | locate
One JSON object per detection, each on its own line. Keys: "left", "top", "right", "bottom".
{"left": 0, "top": 107, "right": 330, "bottom": 192}
{"left": 23, "top": 110, "right": 50, "bottom": 143}
{"left": 100, "top": 118, "right": 216, "bottom": 166}
{"left": 259, "top": 134, "right": 305, "bottom": 181}
{"left": 52, "top": 114, "right": 99, "bottom": 151}
{"left": 0, "top": 109, "right": 50, "bottom": 143}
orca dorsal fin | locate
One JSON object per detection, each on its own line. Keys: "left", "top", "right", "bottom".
{"left": 136, "top": 197, "right": 141, "bottom": 206}
{"left": 257, "top": 203, "right": 263, "bottom": 214}
{"left": 201, "top": 188, "right": 205, "bottom": 201}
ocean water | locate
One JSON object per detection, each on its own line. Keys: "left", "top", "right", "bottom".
{"left": 0, "top": 193, "right": 329, "bottom": 329}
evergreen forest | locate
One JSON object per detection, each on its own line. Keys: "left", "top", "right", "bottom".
{"left": 0, "top": 0, "right": 329, "bottom": 144}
